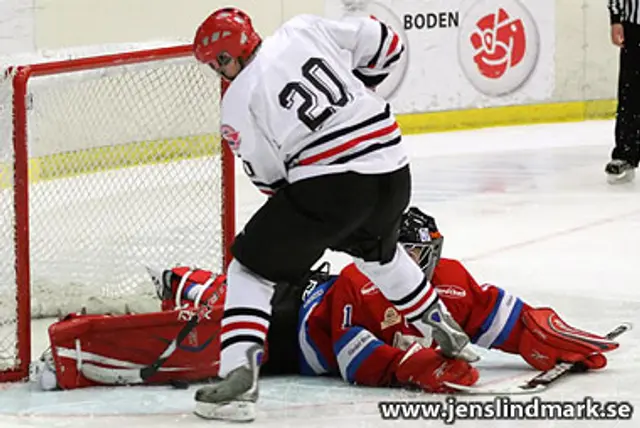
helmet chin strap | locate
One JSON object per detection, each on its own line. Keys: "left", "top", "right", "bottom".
{"left": 217, "top": 42, "right": 262, "bottom": 82}
{"left": 208, "top": 61, "right": 238, "bottom": 81}
{"left": 220, "top": 69, "right": 236, "bottom": 81}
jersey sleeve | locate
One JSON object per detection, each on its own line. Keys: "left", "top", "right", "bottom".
{"left": 315, "top": 15, "right": 405, "bottom": 87}
{"left": 221, "top": 84, "right": 288, "bottom": 196}
{"left": 329, "top": 272, "right": 405, "bottom": 386}
{"left": 431, "top": 259, "right": 530, "bottom": 351}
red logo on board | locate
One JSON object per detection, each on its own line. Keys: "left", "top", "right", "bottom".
{"left": 470, "top": 8, "right": 526, "bottom": 79}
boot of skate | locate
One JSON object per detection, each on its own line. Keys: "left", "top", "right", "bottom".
{"left": 605, "top": 159, "right": 636, "bottom": 184}
{"left": 194, "top": 344, "right": 263, "bottom": 422}
{"left": 422, "top": 300, "right": 479, "bottom": 362}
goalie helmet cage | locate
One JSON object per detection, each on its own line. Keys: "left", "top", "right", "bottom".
{"left": 0, "top": 44, "right": 235, "bottom": 382}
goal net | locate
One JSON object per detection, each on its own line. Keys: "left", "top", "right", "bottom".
{"left": 0, "top": 43, "right": 234, "bottom": 381}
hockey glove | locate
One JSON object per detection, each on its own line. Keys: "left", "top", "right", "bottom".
{"left": 395, "top": 342, "right": 479, "bottom": 393}
{"left": 517, "top": 307, "right": 619, "bottom": 371}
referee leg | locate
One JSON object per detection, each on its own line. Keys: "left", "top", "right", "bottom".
{"left": 612, "top": 23, "right": 640, "bottom": 167}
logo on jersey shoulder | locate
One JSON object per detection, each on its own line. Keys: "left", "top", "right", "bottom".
{"left": 302, "top": 279, "right": 319, "bottom": 302}
{"left": 381, "top": 307, "right": 401, "bottom": 330}
{"left": 220, "top": 124, "right": 241, "bottom": 151}
{"left": 302, "top": 286, "right": 325, "bottom": 309}
{"left": 360, "top": 282, "right": 380, "bottom": 296}
{"left": 435, "top": 284, "right": 466, "bottom": 299}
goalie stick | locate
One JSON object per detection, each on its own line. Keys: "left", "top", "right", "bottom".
{"left": 444, "top": 322, "right": 632, "bottom": 395}
{"left": 81, "top": 306, "right": 212, "bottom": 385}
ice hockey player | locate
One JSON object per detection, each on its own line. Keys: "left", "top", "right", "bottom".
{"left": 296, "top": 207, "right": 619, "bottom": 396}
{"left": 192, "top": 7, "right": 477, "bottom": 421}
{"left": 34, "top": 208, "right": 619, "bottom": 423}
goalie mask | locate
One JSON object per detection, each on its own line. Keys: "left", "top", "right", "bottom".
{"left": 398, "top": 207, "right": 443, "bottom": 281}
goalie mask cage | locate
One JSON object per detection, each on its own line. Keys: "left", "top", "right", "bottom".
{"left": 0, "top": 44, "right": 235, "bottom": 382}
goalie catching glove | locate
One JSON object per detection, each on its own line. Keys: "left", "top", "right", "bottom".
{"left": 510, "top": 307, "right": 619, "bottom": 371}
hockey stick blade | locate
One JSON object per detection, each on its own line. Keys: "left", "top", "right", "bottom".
{"left": 444, "top": 322, "right": 633, "bottom": 395}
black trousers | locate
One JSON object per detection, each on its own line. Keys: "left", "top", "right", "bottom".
{"left": 232, "top": 165, "right": 411, "bottom": 285}
{"left": 234, "top": 166, "right": 411, "bottom": 375}
{"left": 612, "top": 22, "right": 640, "bottom": 167}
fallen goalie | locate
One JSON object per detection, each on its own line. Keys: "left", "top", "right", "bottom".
{"left": 32, "top": 207, "right": 621, "bottom": 396}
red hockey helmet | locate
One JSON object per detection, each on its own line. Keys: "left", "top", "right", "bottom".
{"left": 193, "top": 8, "right": 261, "bottom": 72}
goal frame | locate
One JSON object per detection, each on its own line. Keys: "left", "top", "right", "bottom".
{"left": 0, "top": 44, "right": 235, "bottom": 382}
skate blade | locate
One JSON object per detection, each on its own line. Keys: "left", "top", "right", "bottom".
{"left": 194, "top": 400, "right": 256, "bottom": 422}
{"left": 607, "top": 169, "right": 635, "bottom": 184}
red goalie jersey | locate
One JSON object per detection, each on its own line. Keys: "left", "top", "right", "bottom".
{"left": 299, "top": 258, "right": 620, "bottom": 390}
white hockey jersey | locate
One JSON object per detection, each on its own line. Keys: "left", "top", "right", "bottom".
{"left": 220, "top": 14, "right": 408, "bottom": 195}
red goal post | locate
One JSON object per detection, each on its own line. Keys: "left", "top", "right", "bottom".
{"left": 0, "top": 44, "right": 234, "bottom": 382}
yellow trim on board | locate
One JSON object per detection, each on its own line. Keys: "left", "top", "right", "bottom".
{"left": 28, "top": 136, "right": 220, "bottom": 183}
{"left": 397, "top": 99, "right": 617, "bottom": 135}
{"left": 0, "top": 136, "right": 220, "bottom": 189}
{"left": 0, "top": 99, "right": 617, "bottom": 188}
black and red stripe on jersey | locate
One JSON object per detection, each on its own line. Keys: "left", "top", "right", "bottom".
{"left": 353, "top": 19, "right": 405, "bottom": 87}
{"left": 251, "top": 178, "right": 287, "bottom": 196}
{"left": 285, "top": 104, "right": 401, "bottom": 170}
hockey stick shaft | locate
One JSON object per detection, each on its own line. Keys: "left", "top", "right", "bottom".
{"left": 443, "top": 322, "right": 632, "bottom": 395}
{"left": 140, "top": 311, "right": 201, "bottom": 380}
{"left": 523, "top": 322, "right": 632, "bottom": 389}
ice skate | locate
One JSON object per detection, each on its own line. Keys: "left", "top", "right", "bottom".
{"left": 422, "top": 300, "right": 479, "bottom": 362}
{"left": 605, "top": 159, "right": 635, "bottom": 184}
{"left": 194, "top": 344, "right": 263, "bottom": 422}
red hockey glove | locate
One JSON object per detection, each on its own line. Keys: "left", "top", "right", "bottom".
{"left": 395, "top": 342, "right": 479, "bottom": 393}
{"left": 518, "top": 307, "right": 619, "bottom": 371}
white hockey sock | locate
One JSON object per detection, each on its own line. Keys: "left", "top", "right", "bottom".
{"left": 354, "top": 244, "right": 437, "bottom": 331}
{"left": 219, "top": 259, "right": 275, "bottom": 378}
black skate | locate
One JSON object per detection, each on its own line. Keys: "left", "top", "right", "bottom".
{"left": 605, "top": 159, "right": 635, "bottom": 184}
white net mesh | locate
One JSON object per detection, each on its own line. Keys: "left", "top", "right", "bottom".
{"left": 0, "top": 46, "right": 227, "bottom": 374}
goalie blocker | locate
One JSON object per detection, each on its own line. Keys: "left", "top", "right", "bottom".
{"left": 36, "top": 267, "right": 303, "bottom": 390}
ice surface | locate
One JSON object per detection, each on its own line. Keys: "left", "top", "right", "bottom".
{"left": 1, "top": 120, "right": 639, "bottom": 427}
